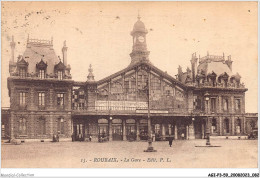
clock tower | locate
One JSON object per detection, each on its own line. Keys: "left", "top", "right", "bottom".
{"left": 129, "top": 15, "right": 150, "bottom": 65}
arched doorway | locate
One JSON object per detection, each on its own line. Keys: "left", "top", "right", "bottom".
{"left": 126, "top": 119, "right": 136, "bottom": 141}
{"left": 98, "top": 118, "right": 108, "bottom": 139}
{"left": 139, "top": 119, "right": 148, "bottom": 140}
{"left": 112, "top": 119, "right": 123, "bottom": 141}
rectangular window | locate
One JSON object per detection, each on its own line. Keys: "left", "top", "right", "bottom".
{"left": 19, "top": 92, "right": 26, "bottom": 106}
{"left": 210, "top": 98, "right": 216, "bottom": 113}
{"left": 194, "top": 96, "right": 202, "bottom": 110}
{"left": 39, "top": 69, "right": 45, "bottom": 79}
{"left": 235, "top": 99, "right": 241, "bottom": 111}
{"left": 57, "top": 93, "right": 64, "bottom": 106}
{"left": 19, "top": 68, "right": 26, "bottom": 78}
{"left": 223, "top": 99, "right": 229, "bottom": 111}
{"left": 58, "top": 71, "right": 63, "bottom": 80}
{"left": 38, "top": 92, "right": 45, "bottom": 106}
{"left": 57, "top": 118, "right": 64, "bottom": 134}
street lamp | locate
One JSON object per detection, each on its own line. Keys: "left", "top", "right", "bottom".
{"left": 143, "top": 79, "right": 156, "bottom": 152}
{"left": 204, "top": 92, "right": 211, "bottom": 146}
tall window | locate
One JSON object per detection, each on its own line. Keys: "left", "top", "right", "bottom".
{"left": 57, "top": 118, "right": 65, "bottom": 134}
{"left": 223, "top": 98, "right": 229, "bottom": 111}
{"left": 19, "top": 92, "right": 26, "bottom": 106}
{"left": 19, "top": 68, "right": 26, "bottom": 78}
{"left": 39, "top": 69, "right": 45, "bottom": 79}
{"left": 236, "top": 118, "right": 241, "bottom": 134}
{"left": 224, "top": 118, "right": 229, "bottom": 134}
{"left": 38, "top": 92, "right": 45, "bottom": 107}
{"left": 57, "top": 93, "right": 64, "bottom": 107}
{"left": 210, "top": 98, "right": 216, "bottom": 113}
{"left": 18, "top": 118, "right": 27, "bottom": 135}
{"left": 194, "top": 96, "right": 202, "bottom": 110}
{"left": 58, "top": 71, "right": 63, "bottom": 80}
{"left": 38, "top": 117, "right": 46, "bottom": 135}
{"left": 235, "top": 99, "right": 241, "bottom": 111}
{"left": 211, "top": 118, "right": 217, "bottom": 133}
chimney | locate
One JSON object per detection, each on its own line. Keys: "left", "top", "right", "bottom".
{"left": 178, "top": 65, "right": 183, "bottom": 82}
{"left": 62, "top": 40, "right": 68, "bottom": 66}
{"left": 225, "top": 55, "right": 233, "bottom": 71}
{"left": 190, "top": 53, "right": 198, "bottom": 82}
{"left": 10, "top": 36, "right": 15, "bottom": 63}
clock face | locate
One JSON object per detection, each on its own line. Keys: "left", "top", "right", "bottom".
{"left": 137, "top": 36, "right": 145, "bottom": 43}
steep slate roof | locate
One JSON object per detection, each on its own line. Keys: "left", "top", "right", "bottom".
{"left": 198, "top": 61, "right": 233, "bottom": 77}
{"left": 23, "top": 40, "right": 60, "bottom": 75}
{"left": 97, "top": 61, "right": 187, "bottom": 89}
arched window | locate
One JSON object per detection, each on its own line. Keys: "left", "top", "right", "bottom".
{"left": 38, "top": 117, "right": 46, "bottom": 135}
{"left": 57, "top": 118, "right": 65, "bottom": 134}
{"left": 154, "top": 124, "right": 161, "bottom": 135}
{"left": 211, "top": 118, "right": 217, "bottom": 133}
{"left": 18, "top": 118, "right": 27, "bottom": 135}
{"left": 224, "top": 118, "right": 229, "bottom": 134}
{"left": 236, "top": 118, "right": 241, "bottom": 134}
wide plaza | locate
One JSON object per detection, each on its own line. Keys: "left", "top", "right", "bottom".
{"left": 1, "top": 139, "right": 258, "bottom": 168}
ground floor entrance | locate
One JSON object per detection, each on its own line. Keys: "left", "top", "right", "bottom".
{"left": 72, "top": 116, "right": 206, "bottom": 142}
{"left": 71, "top": 115, "right": 249, "bottom": 142}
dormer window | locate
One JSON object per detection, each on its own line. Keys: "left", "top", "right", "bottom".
{"left": 17, "top": 56, "right": 28, "bottom": 78}
{"left": 39, "top": 69, "right": 45, "bottom": 79}
{"left": 36, "top": 59, "right": 47, "bottom": 79}
{"left": 54, "top": 60, "right": 66, "bottom": 80}
{"left": 58, "top": 70, "right": 63, "bottom": 80}
{"left": 19, "top": 68, "right": 26, "bottom": 78}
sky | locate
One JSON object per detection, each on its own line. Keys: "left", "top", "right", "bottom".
{"left": 1, "top": 1, "right": 258, "bottom": 112}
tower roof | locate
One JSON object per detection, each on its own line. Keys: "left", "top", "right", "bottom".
{"left": 131, "top": 16, "right": 148, "bottom": 35}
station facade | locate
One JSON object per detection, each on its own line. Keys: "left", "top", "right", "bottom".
{"left": 4, "top": 16, "right": 257, "bottom": 142}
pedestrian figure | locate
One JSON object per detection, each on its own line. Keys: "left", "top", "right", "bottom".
{"left": 169, "top": 138, "right": 173, "bottom": 147}
{"left": 89, "top": 135, "right": 92, "bottom": 142}
{"left": 79, "top": 133, "right": 82, "bottom": 142}
{"left": 57, "top": 131, "right": 60, "bottom": 142}
{"left": 181, "top": 133, "right": 185, "bottom": 140}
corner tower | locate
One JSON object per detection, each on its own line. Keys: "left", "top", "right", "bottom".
{"left": 129, "top": 15, "right": 150, "bottom": 65}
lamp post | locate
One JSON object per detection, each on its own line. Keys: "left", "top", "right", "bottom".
{"left": 204, "top": 92, "right": 211, "bottom": 146}
{"left": 143, "top": 79, "right": 156, "bottom": 152}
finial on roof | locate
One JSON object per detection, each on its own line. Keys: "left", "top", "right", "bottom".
{"left": 137, "top": 10, "right": 141, "bottom": 20}
{"left": 87, "top": 64, "right": 95, "bottom": 82}
{"left": 223, "top": 52, "right": 225, "bottom": 59}
{"left": 58, "top": 56, "right": 61, "bottom": 61}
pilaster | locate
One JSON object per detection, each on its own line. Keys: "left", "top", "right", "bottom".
{"left": 188, "top": 120, "right": 195, "bottom": 139}
{"left": 174, "top": 124, "right": 178, "bottom": 139}
{"left": 219, "top": 117, "right": 222, "bottom": 136}
{"left": 109, "top": 117, "right": 112, "bottom": 141}
{"left": 202, "top": 122, "right": 205, "bottom": 139}
{"left": 161, "top": 124, "right": 166, "bottom": 140}
{"left": 122, "top": 119, "right": 126, "bottom": 141}
{"left": 231, "top": 116, "right": 235, "bottom": 135}
{"left": 136, "top": 119, "right": 140, "bottom": 141}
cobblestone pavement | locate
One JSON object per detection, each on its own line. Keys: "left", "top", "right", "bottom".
{"left": 1, "top": 139, "right": 258, "bottom": 168}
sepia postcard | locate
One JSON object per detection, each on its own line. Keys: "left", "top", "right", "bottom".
{"left": 1, "top": 1, "right": 259, "bottom": 177}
